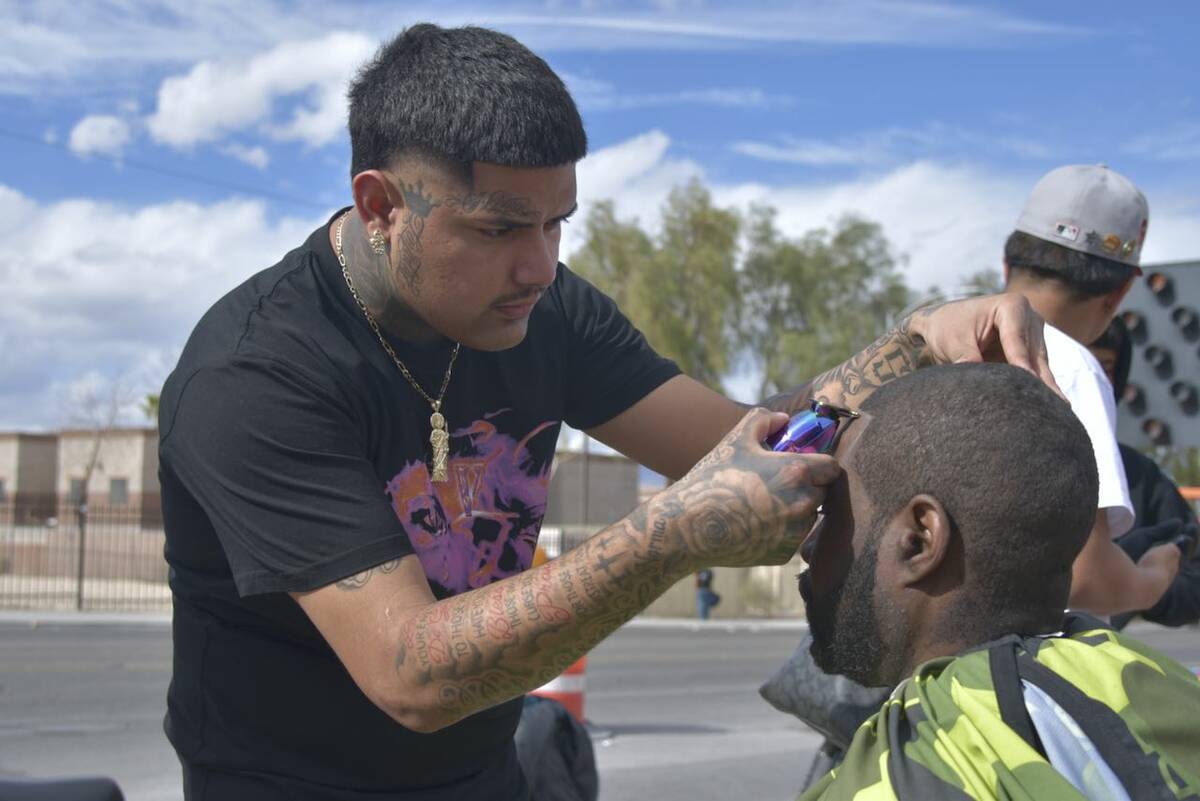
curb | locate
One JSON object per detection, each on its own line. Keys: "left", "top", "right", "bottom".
{"left": 0, "top": 610, "right": 171, "bottom": 626}
{"left": 623, "top": 616, "right": 809, "bottom": 632}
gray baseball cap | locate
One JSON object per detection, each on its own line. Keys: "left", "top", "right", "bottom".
{"left": 1014, "top": 164, "right": 1149, "bottom": 269}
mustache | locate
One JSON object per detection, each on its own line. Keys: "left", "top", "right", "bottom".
{"left": 493, "top": 289, "right": 544, "bottom": 306}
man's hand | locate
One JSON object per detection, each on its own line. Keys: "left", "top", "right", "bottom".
{"left": 1116, "top": 519, "right": 1185, "bottom": 562}
{"left": 658, "top": 407, "right": 841, "bottom": 569}
{"left": 908, "top": 293, "right": 1061, "bottom": 396}
{"left": 788, "top": 292, "right": 1062, "bottom": 411}
{"left": 1137, "top": 542, "right": 1183, "bottom": 603}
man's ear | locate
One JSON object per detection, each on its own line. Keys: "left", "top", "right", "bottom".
{"left": 893, "top": 494, "right": 953, "bottom": 588}
{"left": 350, "top": 170, "right": 403, "bottom": 233}
{"left": 1101, "top": 275, "right": 1135, "bottom": 313}
{"left": 1002, "top": 260, "right": 1011, "bottom": 286}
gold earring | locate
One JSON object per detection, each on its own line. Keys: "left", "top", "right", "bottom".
{"left": 369, "top": 230, "right": 387, "bottom": 256}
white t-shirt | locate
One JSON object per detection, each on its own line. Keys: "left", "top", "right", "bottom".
{"left": 1044, "top": 323, "right": 1135, "bottom": 537}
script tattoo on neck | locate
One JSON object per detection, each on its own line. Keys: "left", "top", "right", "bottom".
{"left": 761, "top": 303, "right": 942, "bottom": 413}
{"left": 340, "top": 182, "right": 537, "bottom": 340}
{"left": 395, "top": 180, "right": 437, "bottom": 294}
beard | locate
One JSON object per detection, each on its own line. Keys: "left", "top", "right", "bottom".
{"left": 803, "top": 535, "right": 891, "bottom": 687}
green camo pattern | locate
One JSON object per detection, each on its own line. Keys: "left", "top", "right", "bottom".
{"left": 800, "top": 628, "right": 1200, "bottom": 801}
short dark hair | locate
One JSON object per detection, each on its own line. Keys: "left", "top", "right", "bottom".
{"left": 348, "top": 24, "right": 588, "bottom": 181}
{"left": 1091, "top": 316, "right": 1132, "bottom": 402}
{"left": 854, "top": 364, "right": 1097, "bottom": 637}
{"left": 1004, "top": 230, "right": 1136, "bottom": 300}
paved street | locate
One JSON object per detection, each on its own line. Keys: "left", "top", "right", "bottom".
{"left": 0, "top": 618, "right": 1198, "bottom": 801}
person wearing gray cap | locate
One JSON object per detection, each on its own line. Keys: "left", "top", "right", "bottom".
{"left": 1003, "top": 164, "right": 1180, "bottom": 616}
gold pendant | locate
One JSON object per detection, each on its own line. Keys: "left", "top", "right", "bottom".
{"left": 429, "top": 410, "right": 449, "bottom": 483}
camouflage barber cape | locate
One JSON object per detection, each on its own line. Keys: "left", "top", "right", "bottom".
{"left": 802, "top": 622, "right": 1200, "bottom": 801}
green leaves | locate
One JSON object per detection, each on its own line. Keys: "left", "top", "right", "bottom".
{"left": 572, "top": 182, "right": 915, "bottom": 399}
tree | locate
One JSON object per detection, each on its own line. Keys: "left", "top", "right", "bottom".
{"left": 961, "top": 268, "right": 1004, "bottom": 296}
{"left": 572, "top": 181, "right": 916, "bottom": 401}
{"left": 740, "top": 211, "right": 911, "bottom": 398}
{"left": 142, "top": 393, "right": 160, "bottom": 422}
{"left": 573, "top": 181, "right": 742, "bottom": 393}
{"left": 569, "top": 199, "right": 655, "bottom": 319}
{"left": 645, "top": 180, "right": 742, "bottom": 392}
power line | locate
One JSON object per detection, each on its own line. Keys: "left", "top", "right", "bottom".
{"left": 0, "top": 127, "right": 333, "bottom": 211}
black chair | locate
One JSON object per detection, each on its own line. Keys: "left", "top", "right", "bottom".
{"left": 0, "top": 778, "right": 123, "bottom": 801}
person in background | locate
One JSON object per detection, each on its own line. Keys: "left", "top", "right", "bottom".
{"left": 1001, "top": 164, "right": 1180, "bottom": 615}
{"left": 695, "top": 569, "right": 720, "bottom": 620}
{"left": 1088, "top": 317, "right": 1200, "bottom": 628}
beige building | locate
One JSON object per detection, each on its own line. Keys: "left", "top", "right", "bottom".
{"left": 56, "top": 427, "right": 161, "bottom": 526}
{"left": 543, "top": 450, "right": 640, "bottom": 527}
{"left": 0, "top": 433, "right": 59, "bottom": 524}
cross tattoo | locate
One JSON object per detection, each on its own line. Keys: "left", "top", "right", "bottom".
{"left": 594, "top": 552, "right": 621, "bottom": 577}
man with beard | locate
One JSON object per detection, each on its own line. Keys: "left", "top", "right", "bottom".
{"left": 797, "top": 363, "right": 1200, "bottom": 801}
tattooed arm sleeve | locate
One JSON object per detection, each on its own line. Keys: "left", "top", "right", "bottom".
{"left": 759, "top": 309, "right": 934, "bottom": 414}
{"left": 293, "top": 495, "right": 697, "bottom": 732}
{"left": 294, "top": 409, "right": 831, "bottom": 733}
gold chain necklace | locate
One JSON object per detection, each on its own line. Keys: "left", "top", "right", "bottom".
{"left": 335, "top": 211, "right": 460, "bottom": 483}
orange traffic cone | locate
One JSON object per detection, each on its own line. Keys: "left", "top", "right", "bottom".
{"left": 531, "top": 656, "right": 588, "bottom": 723}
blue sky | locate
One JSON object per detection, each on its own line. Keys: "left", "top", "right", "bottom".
{"left": 3, "top": 0, "right": 1200, "bottom": 430}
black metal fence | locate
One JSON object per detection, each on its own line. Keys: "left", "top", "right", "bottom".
{"left": 0, "top": 502, "right": 170, "bottom": 611}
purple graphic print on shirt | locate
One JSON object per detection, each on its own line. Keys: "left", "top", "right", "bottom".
{"left": 385, "top": 410, "right": 559, "bottom": 597}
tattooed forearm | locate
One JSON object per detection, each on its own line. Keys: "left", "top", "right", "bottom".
{"left": 379, "top": 408, "right": 819, "bottom": 733}
{"left": 337, "top": 558, "right": 401, "bottom": 590}
{"left": 760, "top": 304, "right": 943, "bottom": 412}
{"left": 387, "top": 496, "right": 696, "bottom": 727}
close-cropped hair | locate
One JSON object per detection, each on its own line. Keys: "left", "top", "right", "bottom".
{"left": 348, "top": 24, "right": 588, "bottom": 182}
{"left": 855, "top": 364, "right": 1098, "bottom": 634}
{"left": 1004, "top": 230, "right": 1136, "bottom": 300}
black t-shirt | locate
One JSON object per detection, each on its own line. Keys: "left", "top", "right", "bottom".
{"left": 158, "top": 212, "right": 679, "bottom": 799}
{"left": 1115, "top": 444, "right": 1200, "bottom": 629}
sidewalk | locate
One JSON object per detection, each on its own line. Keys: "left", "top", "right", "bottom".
{"left": 0, "top": 608, "right": 1177, "bottom": 638}
{"left": 0, "top": 608, "right": 807, "bottom": 631}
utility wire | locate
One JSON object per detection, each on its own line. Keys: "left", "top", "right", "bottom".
{"left": 0, "top": 126, "right": 333, "bottom": 211}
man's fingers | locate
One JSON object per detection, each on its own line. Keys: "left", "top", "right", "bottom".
{"left": 741, "top": 407, "right": 790, "bottom": 445}
{"left": 768, "top": 453, "right": 842, "bottom": 494}
{"left": 1033, "top": 334, "right": 1066, "bottom": 400}
{"left": 995, "top": 299, "right": 1036, "bottom": 374}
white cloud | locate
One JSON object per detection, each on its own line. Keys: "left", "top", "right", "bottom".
{"left": 568, "top": 131, "right": 1200, "bottom": 297}
{"left": 486, "top": 2, "right": 1086, "bottom": 49}
{"left": 733, "top": 124, "right": 1053, "bottom": 168}
{"left": 1126, "top": 124, "right": 1200, "bottom": 162}
{"left": 0, "top": 2, "right": 1087, "bottom": 96}
{"left": 0, "top": 184, "right": 325, "bottom": 428}
{"left": 68, "top": 115, "right": 132, "bottom": 159}
{"left": 563, "top": 72, "right": 789, "bottom": 111}
{"left": 222, "top": 143, "right": 272, "bottom": 170}
{"left": 5, "top": 129, "right": 1196, "bottom": 429}
{"left": 146, "top": 32, "right": 375, "bottom": 149}
{"left": 733, "top": 139, "right": 884, "bottom": 167}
